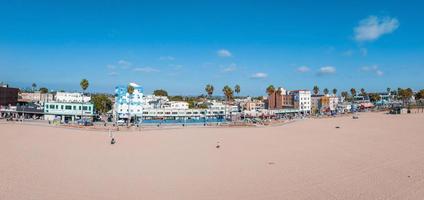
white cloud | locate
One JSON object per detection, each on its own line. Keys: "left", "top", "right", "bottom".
{"left": 250, "top": 72, "right": 268, "bottom": 79}
{"left": 107, "top": 64, "right": 116, "bottom": 69}
{"left": 297, "top": 66, "right": 310, "bottom": 73}
{"left": 217, "top": 49, "right": 232, "bottom": 57}
{"left": 318, "top": 66, "right": 336, "bottom": 75}
{"left": 159, "top": 56, "right": 175, "bottom": 61}
{"left": 222, "top": 63, "right": 237, "bottom": 72}
{"left": 118, "top": 59, "right": 132, "bottom": 66}
{"left": 354, "top": 16, "right": 399, "bottom": 42}
{"left": 361, "top": 65, "right": 384, "bottom": 76}
{"left": 169, "top": 64, "right": 183, "bottom": 70}
{"left": 108, "top": 71, "right": 118, "bottom": 76}
{"left": 133, "top": 67, "right": 160, "bottom": 73}
{"left": 342, "top": 50, "right": 354, "bottom": 57}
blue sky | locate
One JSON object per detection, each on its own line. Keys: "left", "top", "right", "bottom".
{"left": 1, "top": 0, "right": 423, "bottom": 96}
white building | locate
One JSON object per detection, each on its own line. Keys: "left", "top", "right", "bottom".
{"left": 114, "top": 83, "right": 145, "bottom": 119}
{"left": 20, "top": 92, "right": 54, "bottom": 103}
{"left": 55, "top": 92, "right": 91, "bottom": 103}
{"left": 328, "top": 95, "right": 339, "bottom": 111}
{"left": 163, "top": 101, "right": 189, "bottom": 110}
{"left": 290, "top": 90, "right": 311, "bottom": 113}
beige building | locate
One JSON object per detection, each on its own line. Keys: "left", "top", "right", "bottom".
{"left": 20, "top": 92, "right": 54, "bottom": 103}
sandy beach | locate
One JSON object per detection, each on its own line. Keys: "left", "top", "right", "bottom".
{"left": 1, "top": 112, "right": 424, "bottom": 200}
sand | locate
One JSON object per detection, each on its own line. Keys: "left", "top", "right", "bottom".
{"left": 1, "top": 112, "right": 424, "bottom": 200}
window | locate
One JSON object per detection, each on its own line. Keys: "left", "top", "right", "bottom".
{"left": 61, "top": 105, "right": 64, "bottom": 109}
{"left": 65, "top": 105, "right": 72, "bottom": 110}
{"left": 73, "top": 106, "right": 76, "bottom": 110}
{"left": 49, "top": 105, "right": 55, "bottom": 109}
{"left": 172, "top": 112, "right": 177, "bottom": 114}
{"left": 83, "top": 106, "right": 87, "bottom": 110}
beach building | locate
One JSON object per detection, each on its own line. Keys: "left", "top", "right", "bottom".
{"left": 162, "top": 101, "right": 189, "bottom": 110}
{"left": 0, "top": 85, "right": 19, "bottom": 106}
{"left": 55, "top": 92, "right": 90, "bottom": 103}
{"left": 290, "top": 90, "right": 311, "bottom": 114}
{"left": 44, "top": 102, "right": 94, "bottom": 122}
{"left": 19, "top": 92, "right": 54, "bottom": 103}
{"left": 114, "top": 83, "right": 144, "bottom": 120}
{"left": 268, "top": 87, "right": 294, "bottom": 110}
{"left": 328, "top": 95, "right": 339, "bottom": 112}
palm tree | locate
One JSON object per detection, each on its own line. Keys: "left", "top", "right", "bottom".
{"left": 39, "top": 87, "right": 48, "bottom": 103}
{"left": 323, "top": 88, "right": 329, "bottom": 95}
{"left": 350, "top": 88, "right": 356, "bottom": 102}
{"left": 341, "top": 91, "right": 349, "bottom": 101}
{"left": 350, "top": 88, "right": 356, "bottom": 96}
{"left": 80, "top": 79, "right": 89, "bottom": 119}
{"left": 205, "top": 84, "right": 214, "bottom": 98}
{"left": 360, "top": 88, "right": 366, "bottom": 96}
{"left": 332, "top": 88, "right": 337, "bottom": 96}
{"left": 266, "top": 85, "right": 275, "bottom": 96}
{"left": 222, "top": 85, "right": 234, "bottom": 120}
{"left": 387, "top": 87, "right": 391, "bottom": 95}
{"left": 31, "top": 83, "right": 37, "bottom": 92}
{"left": 313, "top": 85, "right": 319, "bottom": 95}
{"left": 234, "top": 84, "right": 240, "bottom": 96}
{"left": 127, "top": 85, "right": 135, "bottom": 126}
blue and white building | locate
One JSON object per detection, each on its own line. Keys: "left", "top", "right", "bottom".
{"left": 114, "top": 83, "right": 144, "bottom": 120}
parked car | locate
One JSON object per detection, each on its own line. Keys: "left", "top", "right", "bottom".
{"left": 77, "top": 118, "right": 93, "bottom": 126}
{"left": 116, "top": 119, "right": 126, "bottom": 126}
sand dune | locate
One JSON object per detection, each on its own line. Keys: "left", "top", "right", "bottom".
{"left": 1, "top": 112, "right": 424, "bottom": 200}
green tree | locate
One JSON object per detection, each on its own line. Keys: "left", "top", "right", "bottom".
{"left": 332, "top": 88, "right": 337, "bottom": 96}
{"left": 91, "top": 94, "right": 112, "bottom": 114}
{"left": 39, "top": 87, "right": 48, "bottom": 103}
{"left": 79, "top": 79, "right": 89, "bottom": 119}
{"left": 169, "top": 96, "right": 184, "bottom": 101}
{"left": 415, "top": 89, "right": 424, "bottom": 100}
{"left": 360, "top": 88, "right": 366, "bottom": 96}
{"left": 350, "top": 88, "right": 356, "bottom": 97}
{"left": 323, "top": 88, "right": 329, "bottom": 95}
{"left": 313, "top": 85, "right": 319, "bottom": 95}
{"left": 205, "top": 84, "right": 214, "bottom": 98}
{"left": 80, "top": 79, "right": 89, "bottom": 92}
{"left": 387, "top": 87, "right": 391, "bottom": 94}
{"left": 127, "top": 85, "right": 135, "bottom": 126}
{"left": 266, "top": 85, "right": 275, "bottom": 96}
{"left": 234, "top": 84, "right": 240, "bottom": 96}
{"left": 222, "top": 85, "right": 234, "bottom": 101}
{"left": 369, "top": 93, "right": 381, "bottom": 102}
{"left": 398, "top": 88, "right": 413, "bottom": 106}
{"left": 341, "top": 91, "right": 349, "bottom": 101}
{"left": 31, "top": 83, "right": 37, "bottom": 92}
{"left": 153, "top": 89, "right": 168, "bottom": 96}
{"left": 222, "top": 85, "right": 234, "bottom": 120}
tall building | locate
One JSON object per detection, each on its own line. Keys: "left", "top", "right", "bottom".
{"left": 290, "top": 90, "right": 311, "bottom": 114}
{"left": 114, "top": 83, "right": 144, "bottom": 120}
{"left": 0, "top": 85, "right": 19, "bottom": 106}
{"left": 267, "top": 87, "right": 294, "bottom": 110}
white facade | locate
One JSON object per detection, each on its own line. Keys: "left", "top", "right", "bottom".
{"left": 114, "top": 83, "right": 145, "bottom": 119}
{"left": 55, "top": 92, "right": 91, "bottom": 103}
{"left": 328, "top": 95, "right": 339, "bottom": 111}
{"left": 163, "top": 101, "right": 189, "bottom": 110}
{"left": 290, "top": 90, "right": 311, "bottom": 113}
